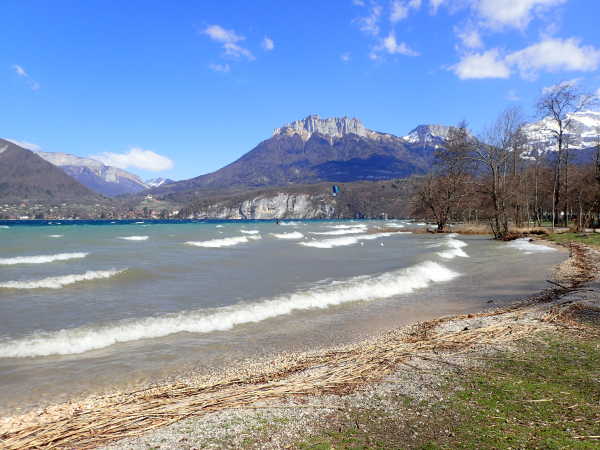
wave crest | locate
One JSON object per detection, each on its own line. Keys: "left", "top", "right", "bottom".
{"left": 300, "top": 232, "right": 411, "bottom": 249}
{"left": 185, "top": 235, "right": 261, "bottom": 248}
{"left": 0, "top": 269, "right": 126, "bottom": 290}
{"left": 0, "top": 261, "right": 458, "bottom": 357}
{"left": 0, "top": 252, "right": 89, "bottom": 265}
{"left": 271, "top": 231, "right": 304, "bottom": 239}
{"left": 118, "top": 236, "right": 149, "bottom": 241}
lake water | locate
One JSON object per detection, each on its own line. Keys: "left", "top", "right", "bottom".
{"left": 0, "top": 220, "right": 565, "bottom": 413}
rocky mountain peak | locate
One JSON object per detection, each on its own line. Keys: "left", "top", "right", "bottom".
{"left": 273, "top": 115, "right": 382, "bottom": 142}
{"left": 401, "top": 125, "right": 452, "bottom": 147}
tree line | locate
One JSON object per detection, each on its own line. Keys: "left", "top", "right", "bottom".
{"left": 413, "top": 82, "right": 600, "bottom": 239}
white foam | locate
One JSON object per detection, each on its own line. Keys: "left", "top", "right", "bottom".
{"left": 384, "top": 222, "right": 405, "bottom": 228}
{"left": 437, "top": 237, "right": 469, "bottom": 259}
{"left": 507, "top": 239, "right": 557, "bottom": 255}
{"left": 48, "top": 234, "right": 64, "bottom": 238}
{"left": 325, "top": 224, "right": 367, "bottom": 230}
{"left": 0, "top": 226, "right": 9, "bottom": 229}
{"left": 278, "top": 221, "right": 300, "bottom": 227}
{"left": 240, "top": 229, "right": 260, "bottom": 235}
{"left": 299, "top": 232, "right": 408, "bottom": 249}
{"left": 118, "top": 236, "right": 149, "bottom": 241}
{"left": 271, "top": 231, "right": 304, "bottom": 239}
{"left": 311, "top": 227, "right": 368, "bottom": 236}
{"left": 0, "top": 252, "right": 88, "bottom": 265}
{"left": 215, "top": 225, "right": 224, "bottom": 228}
{"left": 0, "top": 261, "right": 458, "bottom": 357}
{"left": 0, "top": 269, "right": 125, "bottom": 290}
{"left": 185, "top": 235, "right": 261, "bottom": 248}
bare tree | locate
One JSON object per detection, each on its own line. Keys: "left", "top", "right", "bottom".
{"left": 469, "top": 107, "right": 525, "bottom": 239}
{"left": 536, "top": 81, "right": 595, "bottom": 228}
{"left": 413, "top": 122, "right": 473, "bottom": 232}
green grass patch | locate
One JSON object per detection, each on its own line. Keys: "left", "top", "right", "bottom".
{"left": 293, "top": 332, "right": 600, "bottom": 449}
{"left": 546, "top": 232, "right": 600, "bottom": 249}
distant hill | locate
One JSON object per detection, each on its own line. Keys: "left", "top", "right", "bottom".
{"left": 152, "top": 115, "right": 447, "bottom": 196}
{"left": 0, "top": 139, "right": 103, "bottom": 203}
{"left": 33, "top": 151, "right": 149, "bottom": 197}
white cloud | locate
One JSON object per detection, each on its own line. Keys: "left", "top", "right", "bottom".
{"left": 203, "top": 25, "right": 243, "bottom": 43}
{"left": 202, "top": 24, "right": 254, "bottom": 61}
{"left": 5, "top": 139, "right": 43, "bottom": 151}
{"left": 356, "top": 4, "right": 382, "bottom": 35}
{"left": 261, "top": 37, "right": 274, "bottom": 51}
{"left": 596, "top": 87, "right": 600, "bottom": 99}
{"left": 474, "top": 0, "right": 567, "bottom": 30}
{"left": 390, "top": 0, "right": 409, "bottom": 22}
{"left": 506, "top": 37, "right": 600, "bottom": 79}
{"left": 12, "top": 64, "right": 40, "bottom": 90}
{"left": 541, "top": 78, "right": 580, "bottom": 94}
{"left": 209, "top": 63, "right": 231, "bottom": 72}
{"left": 380, "top": 32, "right": 419, "bottom": 56}
{"left": 456, "top": 28, "right": 483, "bottom": 49}
{"left": 340, "top": 52, "right": 351, "bottom": 62}
{"left": 452, "top": 49, "right": 511, "bottom": 79}
{"left": 353, "top": 0, "right": 366, "bottom": 5}
{"left": 94, "top": 148, "right": 174, "bottom": 172}
{"left": 409, "top": 0, "right": 422, "bottom": 8}
{"left": 452, "top": 38, "right": 600, "bottom": 80}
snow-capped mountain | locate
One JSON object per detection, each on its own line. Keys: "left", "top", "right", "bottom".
{"left": 146, "top": 177, "right": 174, "bottom": 188}
{"left": 401, "top": 125, "right": 453, "bottom": 148}
{"left": 522, "top": 110, "right": 600, "bottom": 154}
{"left": 34, "top": 151, "right": 149, "bottom": 197}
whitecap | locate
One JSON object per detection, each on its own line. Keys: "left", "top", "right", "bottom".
{"left": 438, "top": 237, "right": 469, "bottom": 259}
{"left": 215, "top": 225, "right": 224, "bottom": 228}
{"left": 0, "top": 261, "right": 458, "bottom": 357}
{"left": 278, "top": 221, "right": 300, "bottom": 227}
{"left": 118, "top": 236, "right": 149, "bottom": 241}
{"left": 0, "top": 226, "right": 9, "bottom": 229}
{"left": 507, "top": 239, "right": 557, "bottom": 255}
{"left": 0, "top": 252, "right": 88, "bottom": 265}
{"left": 271, "top": 231, "right": 304, "bottom": 239}
{"left": 48, "top": 234, "right": 64, "bottom": 238}
{"left": 185, "top": 235, "right": 261, "bottom": 248}
{"left": 240, "top": 229, "right": 260, "bottom": 235}
{"left": 0, "top": 269, "right": 125, "bottom": 290}
{"left": 311, "top": 228, "right": 367, "bottom": 236}
{"left": 299, "top": 232, "right": 410, "bottom": 249}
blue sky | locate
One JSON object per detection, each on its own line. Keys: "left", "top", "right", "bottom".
{"left": 2, "top": 0, "right": 600, "bottom": 181}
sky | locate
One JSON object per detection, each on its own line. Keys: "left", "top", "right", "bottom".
{"left": 2, "top": 0, "right": 600, "bottom": 181}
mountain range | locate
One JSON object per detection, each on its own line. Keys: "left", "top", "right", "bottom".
{"left": 151, "top": 115, "right": 451, "bottom": 197}
{"left": 0, "top": 139, "right": 103, "bottom": 203}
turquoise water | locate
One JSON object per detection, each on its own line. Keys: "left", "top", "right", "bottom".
{"left": 0, "top": 220, "right": 565, "bottom": 412}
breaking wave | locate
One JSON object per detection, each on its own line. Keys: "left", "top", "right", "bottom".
{"left": 0, "top": 261, "right": 458, "bottom": 357}
{"left": 311, "top": 227, "right": 368, "bottom": 236}
{"left": 0, "top": 252, "right": 89, "bottom": 266}
{"left": 0, "top": 269, "right": 126, "bottom": 290}
{"left": 507, "top": 238, "right": 557, "bottom": 254}
{"left": 0, "top": 226, "right": 9, "bottom": 229}
{"left": 118, "top": 236, "right": 149, "bottom": 241}
{"left": 271, "top": 231, "right": 304, "bottom": 239}
{"left": 240, "top": 230, "right": 260, "bottom": 235}
{"left": 299, "top": 232, "right": 409, "bottom": 249}
{"left": 48, "top": 234, "right": 64, "bottom": 238}
{"left": 325, "top": 224, "right": 366, "bottom": 230}
{"left": 185, "top": 235, "right": 261, "bottom": 248}
{"left": 278, "top": 221, "right": 300, "bottom": 227}
{"left": 437, "top": 236, "right": 469, "bottom": 259}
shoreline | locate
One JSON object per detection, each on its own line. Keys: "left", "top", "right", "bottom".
{"left": 1, "top": 238, "right": 597, "bottom": 449}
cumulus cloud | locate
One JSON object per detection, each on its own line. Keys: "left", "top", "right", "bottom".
{"left": 474, "top": 0, "right": 567, "bottom": 30}
{"left": 5, "top": 139, "right": 43, "bottom": 151}
{"left": 340, "top": 52, "right": 351, "bottom": 62}
{"left": 12, "top": 64, "right": 40, "bottom": 90}
{"left": 94, "top": 148, "right": 174, "bottom": 172}
{"left": 452, "top": 49, "right": 510, "bottom": 79}
{"left": 456, "top": 28, "right": 483, "bottom": 49}
{"left": 429, "top": 0, "right": 445, "bottom": 14}
{"left": 506, "top": 37, "right": 600, "bottom": 79}
{"left": 452, "top": 38, "right": 600, "bottom": 80}
{"left": 380, "top": 32, "right": 419, "bottom": 56}
{"left": 261, "top": 37, "right": 274, "bottom": 51}
{"left": 202, "top": 24, "right": 254, "bottom": 60}
{"left": 209, "top": 63, "right": 231, "bottom": 72}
